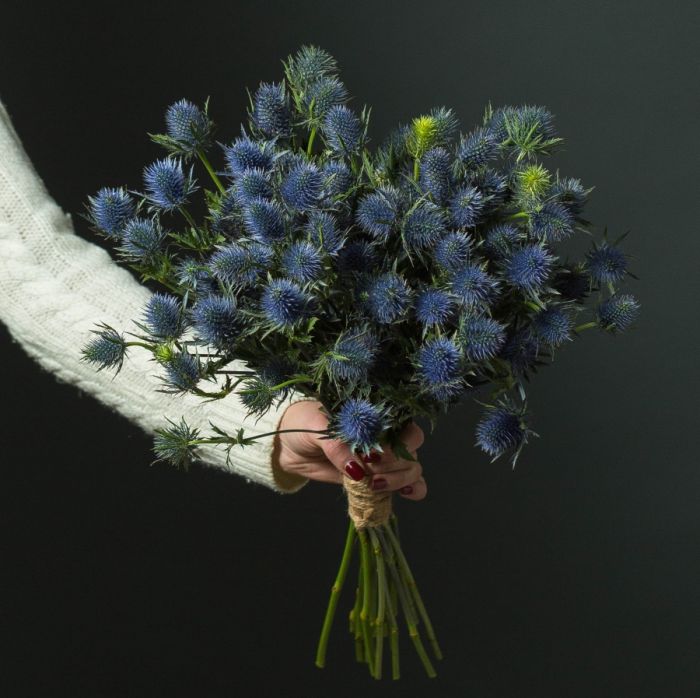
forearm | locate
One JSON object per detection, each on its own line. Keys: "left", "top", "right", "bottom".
{"left": 0, "top": 99, "right": 309, "bottom": 493}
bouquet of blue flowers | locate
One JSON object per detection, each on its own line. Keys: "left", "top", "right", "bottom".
{"left": 81, "top": 45, "right": 640, "bottom": 679}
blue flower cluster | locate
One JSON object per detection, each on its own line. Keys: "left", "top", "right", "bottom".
{"left": 83, "top": 44, "right": 640, "bottom": 464}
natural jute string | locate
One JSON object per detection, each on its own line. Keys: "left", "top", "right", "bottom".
{"left": 342, "top": 476, "right": 392, "bottom": 529}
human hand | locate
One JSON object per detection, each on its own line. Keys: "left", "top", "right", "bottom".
{"left": 272, "top": 399, "right": 427, "bottom": 500}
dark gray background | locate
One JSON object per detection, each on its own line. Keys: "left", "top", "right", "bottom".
{"left": 1, "top": 1, "right": 698, "bottom": 696}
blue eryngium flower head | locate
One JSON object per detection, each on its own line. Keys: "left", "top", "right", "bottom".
{"left": 162, "top": 352, "right": 201, "bottom": 393}
{"left": 458, "top": 315, "right": 507, "bottom": 362}
{"left": 503, "top": 244, "right": 555, "bottom": 293}
{"left": 209, "top": 241, "right": 273, "bottom": 288}
{"left": 322, "top": 105, "right": 362, "bottom": 153}
{"left": 333, "top": 397, "right": 388, "bottom": 454}
{"left": 223, "top": 136, "right": 275, "bottom": 177}
{"left": 402, "top": 200, "right": 447, "bottom": 253}
{"left": 529, "top": 201, "right": 575, "bottom": 242}
{"left": 419, "top": 147, "right": 452, "bottom": 204}
{"left": 475, "top": 402, "right": 528, "bottom": 461}
{"left": 434, "top": 231, "right": 472, "bottom": 272}
{"left": 252, "top": 82, "right": 292, "bottom": 137}
{"left": 260, "top": 279, "right": 313, "bottom": 327}
{"left": 415, "top": 288, "right": 455, "bottom": 326}
{"left": 143, "top": 158, "right": 197, "bottom": 211}
{"left": 327, "top": 327, "right": 379, "bottom": 382}
{"left": 143, "top": 293, "right": 185, "bottom": 340}
{"left": 483, "top": 223, "right": 521, "bottom": 260}
{"left": 597, "top": 293, "right": 640, "bottom": 332}
{"left": 456, "top": 126, "right": 498, "bottom": 170}
{"left": 306, "top": 210, "right": 345, "bottom": 254}
{"left": 550, "top": 177, "right": 588, "bottom": 216}
{"left": 242, "top": 196, "right": 286, "bottom": 242}
{"left": 500, "top": 328, "right": 539, "bottom": 376}
{"left": 280, "top": 161, "right": 323, "bottom": 212}
{"left": 416, "top": 337, "right": 464, "bottom": 402}
{"left": 303, "top": 76, "right": 349, "bottom": 120}
{"left": 117, "top": 217, "right": 166, "bottom": 261}
{"left": 82, "top": 324, "right": 128, "bottom": 372}
{"left": 472, "top": 167, "right": 509, "bottom": 210}
{"left": 533, "top": 306, "right": 573, "bottom": 346}
{"left": 449, "top": 185, "right": 484, "bottom": 228}
{"left": 487, "top": 104, "right": 557, "bottom": 143}
{"left": 192, "top": 294, "right": 242, "bottom": 349}
{"left": 281, "top": 241, "right": 323, "bottom": 283}
{"left": 87, "top": 187, "right": 135, "bottom": 238}
{"left": 232, "top": 168, "right": 273, "bottom": 206}
{"left": 321, "top": 160, "right": 354, "bottom": 200}
{"left": 165, "top": 99, "right": 212, "bottom": 152}
{"left": 356, "top": 186, "right": 402, "bottom": 240}
{"left": 336, "top": 240, "right": 379, "bottom": 274}
{"left": 586, "top": 242, "right": 628, "bottom": 285}
{"left": 366, "top": 272, "right": 413, "bottom": 324}
{"left": 451, "top": 264, "right": 500, "bottom": 308}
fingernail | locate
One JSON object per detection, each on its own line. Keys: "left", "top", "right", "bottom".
{"left": 344, "top": 460, "right": 366, "bottom": 481}
{"left": 371, "top": 477, "right": 387, "bottom": 491}
{"left": 362, "top": 450, "right": 382, "bottom": 464}
{"left": 400, "top": 485, "right": 414, "bottom": 495}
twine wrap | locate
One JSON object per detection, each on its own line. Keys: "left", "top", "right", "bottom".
{"left": 342, "top": 477, "right": 393, "bottom": 528}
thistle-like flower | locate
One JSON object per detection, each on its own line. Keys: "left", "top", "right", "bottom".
{"left": 433, "top": 231, "right": 472, "bottom": 273}
{"left": 241, "top": 196, "right": 286, "bottom": 242}
{"left": 280, "top": 161, "right": 323, "bottom": 212}
{"left": 482, "top": 224, "right": 521, "bottom": 260}
{"left": 143, "top": 158, "right": 196, "bottom": 212}
{"left": 306, "top": 210, "right": 345, "bottom": 254}
{"left": 402, "top": 200, "right": 447, "bottom": 253}
{"left": 303, "top": 76, "right": 349, "bottom": 120}
{"left": 209, "top": 241, "right": 272, "bottom": 288}
{"left": 503, "top": 244, "right": 555, "bottom": 294}
{"left": 419, "top": 147, "right": 452, "bottom": 204}
{"left": 81, "top": 324, "right": 128, "bottom": 372}
{"left": 471, "top": 167, "right": 509, "bottom": 210}
{"left": 475, "top": 402, "right": 528, "bottom": 461}
{"left": 260, "top": 279, "right": 313, "bottom": 327}
{"left": 336, "top": 240, "right": 379, "bottom": 275}
{"left": 550, "top": 176, "right": 589, "bottom": 216}
{"left": 586, "top": 242, "right": 628, "bottom": 285}
{"left": 87, "top": 187, "right": 135, "bottom": 238}
{"left": 281, "top": 241, "right": 323, "bottom": 283}
{"left": 191, "top": 294, "right": 242, "bottom": 349}
{"left": 449, "top": 185, "right": 484, "bottom": 228}
{"left": 162, "top": 352, "right": 201, "bottom": 393}
{"left": 533, "top": 306, "right": 573, "bottom": 346}
{"left": 456, "top": 126, "right": 498, "bottom": 170}
{"left": 252, "top": 82, "right": 292, "bottom": 137}
{"left": 356, "top": 186, "right": 402, "bottom": 241}
{"left": 450, "top": 264, "right": 500, "bottom": 308}
{"left": 284, "top": 44, "right": 339, "bottom": 90}
{"left": 415, "top": 288, "right": 455, "bottom": 326}
{"left": 332, "top": 398, "right": 388, "bottom": 454}
{"left": 596, "top": 293, "right": 640, "bottom": 332}
{"left": 529, "top": 201, "right": 575, "bottom": 242}
{"left": 515, "top": 163, "right": 551, "bottom": 203}
{"left": 321, "top": 160, "right": 354, "bottom": 201}
{"left": 223, "top": 136, "right": 275, "bottom": 177}
{"left": 500, "top": 328, "right": 539, "bottom": 376}
{"left": 366, "top": 272, "right": 413, "bottom": 324}
{"left": 165, "top": 99, "right": 212, "bottom": 152}
{"left": 458, "top": 315, "right": 507, "bottom": 362}
{"left": 153, "top": 418, "right": 201, "bottom": 470}
{"left": 143, "top": 293, "right": 185, "bottom": 340}
{"left": 231, "top": 167, "right": 273, "bottom": 206}
{"left": 416, "top": 337, "right": 464, "bottom": 402}
{"left": 326, "top": 328, "right": 379, "bottom": 382}
{"left": 322, "top": 104, "right": 362, "bottom": 153}
{"left": 117, "top": 217, "right": 166, "bottom": 261}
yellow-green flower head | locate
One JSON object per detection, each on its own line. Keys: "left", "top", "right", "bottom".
{"left": 154, "top": 343, "right": 175, "bottom": 364}
{"left": 408, "top": 115, "right": 440, "bottom": 158}
{"left": 516, "top": 163, "right": 551, "bottom": 201}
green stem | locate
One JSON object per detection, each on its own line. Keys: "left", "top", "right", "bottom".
{"left": 350, "top": 563, "right": 364, "bottom": 662}
{"left": 507, "top": 211, "right": 530, "bottom": 221}
{"left": 307, "top": 126, "right": 317, "bottom": 157}
{"left": 384, "top": 524, "right": 443, "bottom": 661}
{"left": 574, "top": 321, "right": 598, "bottom": 333}
{"left": 179, "top": 207, "right": 197, "bottom": 230}
{"left": 238, "top": 375, "right": 314, "bottom": 394}
{"left": 315, "top": 520, "right": 356, "bottom": 668}
{"left": 197, "top": 149, "right": 226, "bottom": 194}
{"left": 388, "top": 575, "right": 400, "bottom": 679}
{"left": 358, "top": 529, "right": 376, "bottom": 678}
{"left": 413, "top": 157, "right": 420, "bottom": 181}
{"left": 368, "top": 528, "right": 386, "bottom": 680}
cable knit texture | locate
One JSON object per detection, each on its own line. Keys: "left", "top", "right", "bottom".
{"left": 0, "top": 98, "right": 311, "bottom": 493}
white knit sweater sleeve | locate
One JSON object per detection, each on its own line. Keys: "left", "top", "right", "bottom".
{"left": 0, "top": 98, "right": 310, "bottom": 494}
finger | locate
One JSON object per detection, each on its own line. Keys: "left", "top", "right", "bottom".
{"left": 357, "top": 422, "right": 425, "bottom": 471}
{"left": 368, "top": 459, "right": 423, "bottom": 493}
{"left": 295, "top": 462, "right": 343, "bottom": 485}
{"left": 398, "top": 476, "right": 427, "bottom": 501}
{"left": 319, "top": 437, "right": 369, "bottom": 482}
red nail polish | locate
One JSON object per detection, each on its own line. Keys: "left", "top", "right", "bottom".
{"left": 371, "top": 477, "right": 387, "bottom": 491}
{"left": 344, "top": 460, "right": 365, "bottom": 481}
{"left": 400, "top": 485, "right": 414, "bottom": 495}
